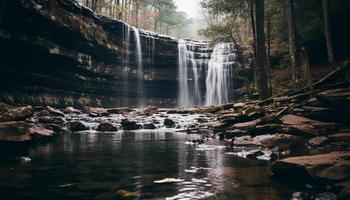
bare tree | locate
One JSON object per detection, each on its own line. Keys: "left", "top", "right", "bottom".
{"left": 322, "top": 0, "right": 335, "bottom": 66}
{"left": 284, "top": 0, "right": 302, "bottom": 84}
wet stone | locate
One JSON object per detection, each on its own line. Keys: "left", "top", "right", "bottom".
{"left": 164, "top": 118, "right": 175, "bottom": 128}
{"left": 67, "top": 121, "right": 89, "bottom": 132}
{"left": 97, "top": 122, "right": 118, "bottom": 132}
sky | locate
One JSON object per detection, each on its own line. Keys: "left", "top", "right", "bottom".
{"left": 174, "top": 0, "right": 201, "bottom": 19}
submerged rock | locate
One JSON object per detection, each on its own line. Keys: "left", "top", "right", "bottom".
{"left": 97, "top": 122, "right": 118, "bottom": 132}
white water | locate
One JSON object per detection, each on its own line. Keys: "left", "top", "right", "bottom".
{"left": 177, "top": 40, "right": 203, "bottom": 108}
{"left": 122, "top": 25, "right": 131, "bottom": 105}
{"left": 178, "top": 40, "right": 235, "bottom": 107}
{"left": 178, "top": 40, "right": 191, "bottom": 107}
{"left": 205, "top": 43, "right": 235, "bottom": 106}
{"left": 132, "top": 27, "right": 145, "bottom": 106}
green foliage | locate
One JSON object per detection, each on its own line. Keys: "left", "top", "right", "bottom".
{"left": 77, "top": 0, "right": 194, "bottom": 38}
{"left": 200, "top": 0, "right": 350, "bottom": 65}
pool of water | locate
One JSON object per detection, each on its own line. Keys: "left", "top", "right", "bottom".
{"left": 0, "top": 131, "right": 294, "bottom": 200}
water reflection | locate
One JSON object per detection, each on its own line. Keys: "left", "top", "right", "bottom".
{"left": 0, "top": 132, "right": 292, "bottom": 200}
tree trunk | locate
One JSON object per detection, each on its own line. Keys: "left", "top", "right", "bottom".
{"left": 322, "top": 0, "right": 335, "bottom": 66}
{"left": 255, "top": 0, "right": 270, "bottom": 99}
{"left": 249, "top": 0, "right": 257, "bottom": 92}
{"left": 266, "top": 17, "right": 272, "bottom": 93}
{"left": 284, "top": 0, "right": 302, "bottom": 84}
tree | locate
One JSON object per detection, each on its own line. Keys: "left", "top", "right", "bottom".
{"left": 322, "top": 0, "right": 335, "bottom": 66}
{"left": 284, "top": 0, "right": 302, "bottom": 84}
{"left": 255, "top": 0, "right": 270, "bottom": 99}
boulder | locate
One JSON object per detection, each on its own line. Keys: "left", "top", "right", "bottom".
{"left": 271, "top": 151, "right": 350, "bottom": 183}
{"left": 85, "top": 107, "right": 109, "bottom": 117}
{"left": 164, "top": 118, "right": 175, "bottom": 128}
{"left": 0, "top": 122, "right": 53, "bottom": 143}
{"left": 0, "top": 121, "right": 31, "bottom": 142}
{"left": 46, "top": 106, "right": 65, "bottom": 117}
{"left": 97, "top": 122, "right": 118, "bottom": 132}
{"left": 0, "top": 106, "right": 33, "bottom": 122}
{"left": 28, "top": 126, "right": 54, "bottom": 139}
{"left": 63, "top": 107, "right": 82, "bottom": 114}
{"left": 67, "top": 121, "right": 89, "bottom": 132}
{"left": 280, "top": 114, "right": 338, "bottom": 137}
{"left": 38, "top": 116, "right": 54, "bottom": 124}
{"left": 121, "top": 119, "right": 141, "bottom": 130}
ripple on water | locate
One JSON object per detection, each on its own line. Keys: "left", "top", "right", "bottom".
{"left": 166, "top": 191, "right": 215, "bottom": 200}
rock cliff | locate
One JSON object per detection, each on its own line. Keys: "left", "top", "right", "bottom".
{"left": 0, "top": 0, "right": 185, "bottom": 108}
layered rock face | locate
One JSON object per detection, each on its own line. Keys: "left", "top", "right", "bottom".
{"left": 0, "top": 0, "right": 184, "bottom": 108}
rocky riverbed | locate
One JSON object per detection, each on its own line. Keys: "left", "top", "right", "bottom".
{"left": 1, "top": 64, "right": 350, "bottom": 199}
{"left": 1, "top": 89, "right": 350, "bottom": 199}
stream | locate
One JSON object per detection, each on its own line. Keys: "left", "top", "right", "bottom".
{"left": 0, "top": 124, "right": 294, "bottom": 200}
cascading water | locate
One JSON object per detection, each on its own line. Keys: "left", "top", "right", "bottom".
{"left": 132, "top": 27, "right": 145, "bottom": 106}
{"left": 122, "top": 25, "right": 131, "bottom": 105}
{"left": 178, "top": 40, "right": 191, "bottom": 107}
{"left": 177, "top": 40, "right": 204, "bottom": 108}
{"left": 205, "top": 43, "right": 235, "bottom": 106}
{"left": 177, "top": 39, "right": 235, "bottom": 107}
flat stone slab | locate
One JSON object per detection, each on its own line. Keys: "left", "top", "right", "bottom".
{"left": 271, "top": 151, "right": 350, "bottom": 183}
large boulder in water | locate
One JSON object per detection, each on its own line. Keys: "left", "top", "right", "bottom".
{"left": 97, "top": 122, "right": 118, "bottom": 132}
{"left": 67, "top": 121, "right": 89, "bottom": 132}
{"left": 0, "top": 121, "right": 31, "bottom": 142}
{"left": 121, "top": 119, "right": 141, "bottom": 130}
{"left": 0, "top": 121, "right": 53, "bottom": 142}
{"left": 164, "top": 118, "right": 175, "bottom": 128}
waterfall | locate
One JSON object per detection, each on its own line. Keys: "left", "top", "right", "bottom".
{"left": 205, "top": 43, "right": 235, "bottom": 106}
{"left": 177, "top": 40, "right": 203, "bottom": 108}
{"left": 122, "top": 25, "right": 131, "bottom": 105}
{"left": 178, "top": 40, "right": 191, "bottom": 107}
{"left": 132, "top": 27, "right": 144, "bottom": 106}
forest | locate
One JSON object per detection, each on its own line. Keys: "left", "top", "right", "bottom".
{"left": 0, "top": 0, "right": 349, "bottom": 199}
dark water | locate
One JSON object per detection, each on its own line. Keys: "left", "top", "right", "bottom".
{"left": 0, "top": 132, "right": 294, "bottom": 200}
